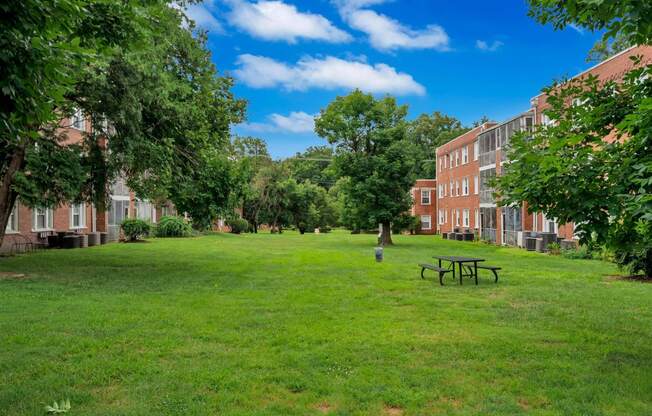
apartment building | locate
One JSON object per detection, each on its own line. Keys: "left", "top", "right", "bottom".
{"left": 1, "top": 111, "right": 171, "bottom": 253}
{"left": 436, "top": 44, "right": 652, "bottom": 247}
{"left": 435, "top": 123, "right": 495, "bottom": 235}
{"left": 410, "top": 179, "right": 437, "bottom": 234}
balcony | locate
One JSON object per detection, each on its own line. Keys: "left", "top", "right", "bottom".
{"left": 480, "top": 189, "right": 495, "bottom": 205}
{"left": 479, "top": 150, "right": 496, "bottom": 168}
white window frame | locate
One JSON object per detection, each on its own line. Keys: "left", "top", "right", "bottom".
{"left": 438, "top": 209, "right": 445, "bottom": 225}
{"left": 474, "top": 176, "right": 479, "bottom": 195}
{"left": 448, "top": 153, "right": 453, "bottom": 169}
{"left": 474, "top": 208, "right": 479, "bottom": 229}
{"left": 420, "top": 215, "right": 432, "bottom": 230}
{"left": 455, "top": 209, "right": 460, "bottom": 227}
{"left": 71, "top": 107, "right": 85, "bottom": 131}
{"left": 462, "top": 146, "right": 469, "bottom": 164}
{"left": 6, "top": 202, "right": 18, "bottom": 233}
{"left": 455, "top": 150, "right": 460, "bottom": 166}
{"left": 420, "top": 189, "right": 431, "bottom": 205}
{"left": 32, "top": 207, "right": 54, "bottom": 231}
{"left": 455, "top": 181, "right": 460, "bottom": 197}
{"left": 438, "top": 184, "right": 444, "bottom": 199}
{"left": 69, "top": 203, "right": 86, "bottom": 229}
{"left": 462, "top": 178, "right": 469, "bottom": 196}
{"left": 474, "top": 140, "right": 479, "bottom": 161}
{"left": 463, "top": 209, "right": 470, "bottom": 227}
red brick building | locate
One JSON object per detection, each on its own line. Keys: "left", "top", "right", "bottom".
{"left": 1, "top": 111, "right": 174, "bottom": 253}
{"left": 410, "top": 179, "right": 437, "bottom": 234}
{"left": 435, "top": 123, "right": 495, "bottom": 235}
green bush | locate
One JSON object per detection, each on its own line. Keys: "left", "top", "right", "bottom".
{"left": 320, "top": 225, "right": 332, "bottom": 233}
{"left": 547, "top": 242, "right": 561, "bottom": 255}
{"left": 120, "top": 219, "right": 151, "bottom": 242}
{"left": 155, "top": 216, "right": 192, "bottom": 238}
{"left": 561, "top": 245, "right": 592, "bottom": 260}
{"left": 227, "top": 218, "right": 249, "bottom": 234}
{"left": 392, "top": 214, "right": 421, "bottom": 235}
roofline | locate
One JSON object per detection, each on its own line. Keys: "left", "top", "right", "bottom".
{"left": 530, "top": 44, "right": 639, "bottom": 100}
{"left": 435, "top": 122, "right": 495, "bottom": 152}
{"left": 477, "top": 110, "right": 534, "bottom": 135}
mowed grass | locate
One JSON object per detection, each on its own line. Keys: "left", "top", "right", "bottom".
{"left": 1, "top": 231, "right": 651, "bottom": 415}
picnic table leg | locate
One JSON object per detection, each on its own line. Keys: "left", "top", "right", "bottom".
{"left": 458, "top": 262, "right": 463, "bottom": 285}
{"left": 474, "top": 261, "right": 478, "bottom": 285}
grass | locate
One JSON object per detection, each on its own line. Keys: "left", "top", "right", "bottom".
{"left": 1, "top": 231, "right": 651, "bottom": 415}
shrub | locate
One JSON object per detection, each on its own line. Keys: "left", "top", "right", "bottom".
{"left": 227, "top": 218, "right": 249, "bottom": 234}
{"left": 561, "top": 245, "right": 592, "bottom": 260}
{"left": 320, "top": 225, "right": 332, "bottom": 233}
{"left": 120, "top": 219, "right": 151, "bottom": 242}
{"left": 155, "top": 216, "right": 192, "bottom": 238}
{"left": 547, "top": 242, "right": 561, "bottom": 255}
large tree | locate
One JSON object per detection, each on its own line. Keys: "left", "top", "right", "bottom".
{"left": 0, "top": 1, "right": 245, "bottom": 245}
{"left": 315, "top": 90, "right": 417, "bottom": 245}
{"left": 498, "top": 1, "right": 652, "bottom": 277}
{"left": 407, "top": 112, "right": 468, "bottom": 178}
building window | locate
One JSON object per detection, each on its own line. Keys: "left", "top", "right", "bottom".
{"left": 71, "top": 108, "right": 85, "bottom": 131}
{"left": 438, "top": 185, "right": 444, "bottom": 199}
{"left": 462, "top": 178, "right": 469, "bottom": 196}
{"left": 455, "top": 150, "right": 460, "bottom": 166}
{"left": 455, "top": 209, "right": 460, "bottom": 226}
{"left": 135, "top": 200, "right": 154, "bottom": 223}
{"left": 70, "top": 203, "right": 86, "bottom": 229}
{"left": 448, "top": 153, "right": 452, "bottom": 169}
{"left": 463, "top": 209, "right": 470, "bottom": 227}
{"left": 421, "top": 189, "right": 431, "bottom": 205}
{"left": 455, "top": 181, "right": 460, "bottom": 197}
{"left": 533, "top": 212, "right": 539, "bottom": 232}
{"left": 438, "top": 209, "right": 445, "bottom": 225}
{"left": 6, "top": 202, "right": 18, "bottom": 233}
{"left": 474, "top": 209, "right": 479, "bottom": 229}
{"left": 474, "top": 140, "right": 479, "bottom": 161}
{"left": 421, "top": 215, "right": 432, "bottom": 230}
{"left": 474, "top": 176, "right": 479, "bottom": 195}
{"left": 462, "top": 146, "right": 469, "bottom": 164}
{"left": 33, "top": 207, "right": 53, "bottom": 231}
{"left": 451, "top": 209, "right": 454, "bottom": 226}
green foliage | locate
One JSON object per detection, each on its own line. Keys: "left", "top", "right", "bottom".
{"left": 527, "top": 0, "right": 652, "bottom": 45}
{"left": 391, "top": 214, "right": 421, "bottom": 235}
{"left": 561, "top": 245, "right": 592, "bottom": 260}
{"left": 45, "top": 399, "right": 70, "bottom": 414}
{"left": 155, "top": 216, "right": 192, "bottom": 238}
{"left": 227, "top": 218, "right": 249, "bottom": 234}
{"left": 315, "top": 90, "right": 417, "bottom": 245}
{"left": 586, "top": 33, "right": 632, "bottom": 63}
{"left": 120, "top": 219, "right": 151, "bottom": 242}
{"left": 497, "top": 62, "right": 652, "bottom": 277}
{"left": 286, "top": 146, "right": 337, "bottom": 189}
{"left": 547, "top": 242, "right": 561, "bottom": 256}
{"left": 407, "top": 111, "right": 469, "bottom": 178}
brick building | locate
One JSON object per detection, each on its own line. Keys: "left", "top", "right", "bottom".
{"left": 435, "top": 123, "right": 495, "bottom": 235}
{"left": 410, "top": 179, "right": 437, "bottom": 234}
{"left": 1, "top": 111, "right": 173, "bottom": 253}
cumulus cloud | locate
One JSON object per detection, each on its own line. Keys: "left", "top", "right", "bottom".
{"left": 226, "top": 0, "right": 351, "bottom": 43}
{"left": 240, "top": 111, "right": 316, "bottom": 133}
{"left": 476, "top": 39, "right": 504, "bottom": 52}
{"left": 333, "top": 0, "right": 449, "bottom": 52}
{"left": 234, "top": 54, "right": 426, "bottom": 95}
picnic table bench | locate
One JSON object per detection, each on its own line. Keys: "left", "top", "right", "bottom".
{"left": 418, "top": 255, "right": 501, "bottom": 285}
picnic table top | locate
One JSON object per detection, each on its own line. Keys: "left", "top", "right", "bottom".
{"left": 433, "top": 255, "right": 486, "bottom": 263}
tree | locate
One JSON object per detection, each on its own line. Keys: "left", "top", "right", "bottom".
{"left": 586, "top": 33, "right": 632, "bottom": 63}
{"left": 0, "top": 1, "right": 245, "bottom": 246}
{"left": 286, "top": 146, "right": 337, "bottom": 189}
{"left": 315, "top": 90, "right": 417, "bottom": 245}
{"left": 407, "top": 112, "right": 468, "bottom": 178}
{"left": 526, "top": 0, "right": 652, "bottom": 45}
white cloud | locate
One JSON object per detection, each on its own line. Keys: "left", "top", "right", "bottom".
{"left": 180, "top": 1, "right": 224, "bottom": 32}
{"left": 240, "top": 111, "right": 316, "bottom": 133}
{"left": 476, "top": 39, "right": 504, "bottom": 52}
{"left": 569, "top": 23, "right": 585, "bottom": 35}
{"left": 234, "top": 54, "right": 426, "bottom": 95}
{"left": 226, "top": 0, "right": 351, "bottom": 43}
{"left": 333, "top": 0, "right": 449, "bottom": 52}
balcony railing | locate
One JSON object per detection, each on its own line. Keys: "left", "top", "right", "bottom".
{"left": 480, "top": 228, "right": 497, "bottom": 243}
{"left": 479, "top": 150, "right": 496, "bottom": 168}
{"left": 480, "top": 189, "right": 495, "bottom": 205}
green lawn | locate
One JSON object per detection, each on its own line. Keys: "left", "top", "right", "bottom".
{"left": 1, "top": 231, "right": 651, "bottom": 415}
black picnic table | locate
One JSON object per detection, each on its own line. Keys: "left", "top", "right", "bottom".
{"left": 433, "top": 255, "right": 485, "bottom": 285}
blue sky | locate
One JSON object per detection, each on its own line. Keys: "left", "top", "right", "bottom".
{"left": 186, "top": 0, "right": 601, "bottom": 158}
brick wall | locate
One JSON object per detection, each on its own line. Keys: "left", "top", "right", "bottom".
{"left": 411, "top": 179, "right": 437, "bottom": 234}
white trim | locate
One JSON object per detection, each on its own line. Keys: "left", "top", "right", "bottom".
{"left": 69, "top": 203, "right": 86, "bottom": 230}
{"left": 420, "top": 215, "right": 432, "bottom": 230}
{"left": 5, "top": 202, "right": 18, "bottom": 233}
{"left": 479, "top": 164, "right": 496, "bottom": 172}
{"left": 32, "top": 207, "right": 54, "bottom": 232}
{"left": 420, "top": 189, "right": 431, "bottom": 205}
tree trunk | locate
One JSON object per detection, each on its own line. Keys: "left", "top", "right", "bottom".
{"left": 0, "top": 145, "right": 26, "bottom": 249}
{"left": 645, "top": 248, "right": 652, "bottom": 279}
{"left": 379, "top": 221, "right": 393, "bottom": 246}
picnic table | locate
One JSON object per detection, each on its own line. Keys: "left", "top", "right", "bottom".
{"left": 433, "top": 255, "right": 485, "bottom": 285}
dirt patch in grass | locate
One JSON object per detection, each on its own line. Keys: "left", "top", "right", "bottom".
{"left": 383, "top": 405, "right": 404, "bottom": 415}
{"left": 315, "top": 402, "right": 333, "bottom": 413}
{"left": 0, "top": 272, "right": 27, "bottom": 280}
{"left": 604, "top": 275, "right": 652, "bottom": 283}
